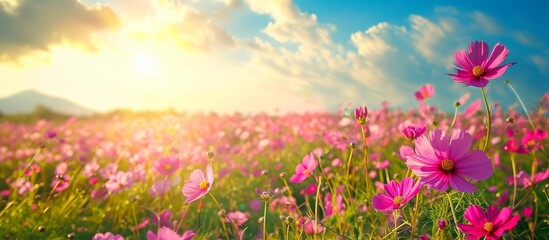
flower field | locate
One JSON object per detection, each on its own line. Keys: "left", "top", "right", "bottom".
{"left": 1, "top": 41, "right": 548, "bottom": 240}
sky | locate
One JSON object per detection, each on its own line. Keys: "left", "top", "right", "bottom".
{"left": 1, "top": 0, "right": 548, "bottom": 114}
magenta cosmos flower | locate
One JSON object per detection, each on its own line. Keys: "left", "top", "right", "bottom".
{"left": 457, "top": 205, "right": 519, "bottom": 240}
{"left": 449, "top": 41, "right": 516, "bottom": 87}
{"left": 354, "top": 106, "right": 368, "bottom": 124}
{"left": 372, "top": 177, "right": 421, "bottom": 212}
{"left": 154, "top": 156, "right": 181, "bottom": 176}
{"left": 398, "top": 123, "right": 427, "bottom": 140}
{"left": 414, "top": 84, "right": 435, "bottom": 101}
{"left": 182, "top": 165, "right": 213, "bottom": 203}
{"left": 289, "top": 153, "right": 318, "bottom": 183}
{"left": 406, "top": 129, "right": 493, "bottom": 192}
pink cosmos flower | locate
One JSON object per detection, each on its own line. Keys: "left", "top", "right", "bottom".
{"left": 324, "top": 192, "right": 345, "bottom": 218}
{"left": 406, "top": 129, "right": 493, "bottom": 192}
{"left": 51, "top": 175, "right": 70, "bottom": 192}
{"left": 502, "top": 139, "right": 528, "bottom": 154}
{"left": 105, "top": 172, "right": 133, "bottom": 193}
{"left": 13, "top": 178, "right": 33, "bottom": 195}
{"left": 297, "top": 217, "right": 324, "bottom": 235}
{"left": 92, "top": 232, "right": 124, "bottom": 240}
{"left": 507, "top": 169, "right": 549, "bottom": 188}
{"left": 154, "top": 156, "right": 181, "bottom": 176}
{"left": 449, "top": 41, "right": 516, "bottom": 87}
{"left": 224, "top": 211, "right": 249, "bottom": 227}
{"left": 457, "top": 205, "right": 519, "bottom": 240}
{"left": 398, "top": 123, "right": 427, "bottom": 140}
{"left": 521, "top": 128, "right": 546, "bottom": 152}
{"left": 147, "top": 227, "right": 195, "bottom": 240}
{"left": 289, "top": 153, "right": 317, "bottom": 183}
{"left": 414, "top": 84, "right": 435, "bottom": 101}
{"left": 372, "top": 177, "right": 421, "bottom": 212}
{"left": 182, "top": 165, "right": 213, "bottom": 203}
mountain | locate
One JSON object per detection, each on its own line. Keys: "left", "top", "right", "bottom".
{"left": 0, "top": 90, "right": 95, "bottom": 116}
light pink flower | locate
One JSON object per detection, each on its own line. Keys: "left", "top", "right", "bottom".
{"left": 92, "top": 232, "right": 124, "bottom": 240}
{"left": 297, "top": 217, "right": 324, "bottom": 235}
{"left": 414, "top": 84, "right": 435, "bottom": 101}
{"left": 324, "top": 192, "right": 345, "bottom": 218}
{"left": 147, "top": 227, "right": 195, "bottom": 240}
{"left": 449, "top": 41, "right": 516, "bottom": 87}
{"left": 182, "top": 165, "right": 213, "bottom": 203}
{"left": 105, "top": 172, "right": 133, "bottom": 193}
{"left": 154, "top": 156, "right": 181, "bottom": 176}
{"left": 372, "top": 177, "right": 421, "bottom": 212}
{"left": 406, "top": 129, "right": 493, "bottom": 192}
{"left": 397, "top": 145, "right": 414, "bottom": 161}
{"left": 225, "top": 211, "right": 248, "bottom": 227}
{"left": 289, "top": 153, "right": 317, "bottom": 183}
{"left": 457, "top": 205, "right": 519, "bottom": 240}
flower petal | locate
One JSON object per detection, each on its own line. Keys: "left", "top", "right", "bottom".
{"left": 457, "top": 223, "right": 487, "bottom": 239}
{"left": 449, "top": 173, "right": 477, "bottom": 192}
{"left": 205, "top": 165, "right": 214, "bottom": 184}
{"left": 454, "top": 150, "right": 493, "bottom": 180}
{"left": 421, "top": 172, "right": 449, "bottom": 192}
{"left": 468, "top": 41, "right": 489, "bottom": 66}
{"left": 372, "top": 193, "right": 394, "bottom": 211}
{"left": 413, "top": 135, "right": 437, "bottom": 161}
{"left": 483, "top": 62, "right": 516, "bottom": 79}
{"left": 484, "top": 43, "right": 508, "bottom": 69}
{"left": 454, "top": 50, "right": 474, "bottom": 70}
{"left": 493, "top": 214, "right": 519, "bottom": 236}
{"left": 384, "top": 180, "right": 400, "bottom": 198}
{"left": 289, "top": 173, "right": 307, "bottom": 183}
{"left": 448, "top": 129, "right": 472, "bottom": 160}
{"left": 486, "top": 205, "right": 501, "bottom": 222}
{"left": 463, "top": 205, "right": 487, "bottom": 225}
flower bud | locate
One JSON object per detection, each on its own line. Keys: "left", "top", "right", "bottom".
{"left": 437, "top": 219, "right": 447, "bottom": 230}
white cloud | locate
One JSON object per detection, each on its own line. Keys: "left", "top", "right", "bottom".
{"left": 0, "top": 0, "right": 119, "bottom": 63}
{"left": 471, "top": 11, "right": 501, "bottom": 35}
{"left": 531, "top": 55, "right": 549, "bottom": 76}
{"left": 245, "top": 0, "right": 334, "bottom": 47}
{"left": 351, "top": 22, "right": 405, "bottom": 57}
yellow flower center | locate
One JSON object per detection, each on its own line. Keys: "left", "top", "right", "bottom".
{"left": 472, "top": 65, "right": 485, "bottom": 77}
{"left": 440, "top": 159, "right": 454, "bottom": 172}
{"left": 303, "top": 169, "right": 310, "bottom": 176}
{"left": 392, "top": 196, "right": 403, "bottom": 205}
{"left": 483, "top": 221, "right": 493, "bottom": 232}
{"left": 199, "top": 180, "right": 209, "bottom": 190}
{"left": 164, "top": 164, "right": 172, "bottom": 171}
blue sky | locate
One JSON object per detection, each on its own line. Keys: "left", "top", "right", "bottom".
{"left": 0, "top": 0, "right": 547, "bottom": 113}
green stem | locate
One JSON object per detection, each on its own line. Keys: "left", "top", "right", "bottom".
{"left": 511, "top": 153, "right": 517, "bottom": 207}
{"left": 446, "top": 193, "right": 461, "bottom": 239}
{"left": 314, "top": 176, "right": 322, "bottom": 239}
{"left": 450, "top": 105, "right": 459, "bottom": 129}
{"left": 263, "top": 200, "right": 268, "bottom": 240}
{"left": 209, "top": 193, "right": 239, "bottom": 238}
{"left": 480, "top": 87, "right": 491, "bottom": 152}
{"left": 410, "top": 191, "right": 421, "bottom": 238}
{"left": 360, "top": 125, "right": 375, "bottom": 225}
{"left": 345, "top": 147, "right": 354, "bottom": 182}
{"left": 504, "top": 80, "right": 535, "bottom": 130}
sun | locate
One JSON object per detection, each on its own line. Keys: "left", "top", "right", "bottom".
{"left": 133, "top": 52, "right": 159, "bottom": 77}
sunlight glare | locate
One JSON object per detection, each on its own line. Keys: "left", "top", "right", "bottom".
{"left": 133, "top": 52, "right": 159, "bottom": 77}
